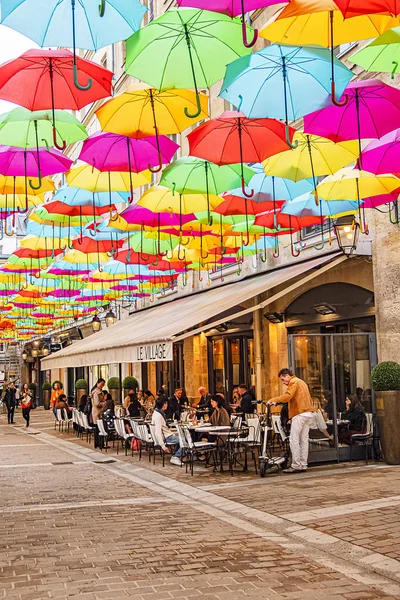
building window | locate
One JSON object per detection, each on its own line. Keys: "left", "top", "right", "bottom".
{"left": 149, "top": 0, "right": 154, "bottom": 21}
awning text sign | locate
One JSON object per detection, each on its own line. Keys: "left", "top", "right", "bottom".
{"left": 134, "top": 342, "right": 173, "bottom": 363}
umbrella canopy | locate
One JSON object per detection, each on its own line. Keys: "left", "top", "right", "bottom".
{"left": 220, "top": 43, "right": 352, "bottom": 125}
{"left": 188, "top": 110, "right": 293, "bottom": 197}
{"left": 349, "top": 27, "right": 400, "bottom": 77}
{"left": 126, "top": 8, "right": 253, "bottom": 118}
{"left": 54, "top": 186, "right": 129, "bottom": 207}
{"left": 0, "top": 146, "right": 72, "bottom": 178}
{"left": 160, "top": 157, "right": 254, "bottom": 195}
{"left": 138, "top": 186, "right": 224, "bottom": 214}
{"left": 0, "top": 107, "right": 87, "bottom": 148}
{"left": 281, "top": 193, "right": 360, "bottom": 217}
{"left": 334, "top": 0, "right": 400, "bottom": 18}
{"left": 304, "top": 80, "right": 400, "bottom": 164}
{"left": 360, "top": 129, "right": 400, "bottom": 175}
{"left": 66, "top": 165, "right": 151, "bottom": 193}
{"left": 0, "top": 174, "right": 54, "bottom": 196}
{"left": 0, "top": 0, "right": 147, "bottom": 50}
{"left": 262, "top": 133, "right": 359, "bottom": 183}
{"left": 0, "top": 49, "right": 112, "bottom": 149}
{"left": 240, "top": 164, "right": 314, "bottom": 200}
{"left": 110, "top": 205, "right": 195, "bottom": 231}
{"left": 96, "top": 84, "right": 209, "bottom": 137}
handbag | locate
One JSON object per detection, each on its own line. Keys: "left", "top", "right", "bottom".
{"left": 130, "top": 438, "right": 141, "bottom": 451}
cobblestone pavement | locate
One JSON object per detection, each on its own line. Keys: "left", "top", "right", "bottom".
{"left": 1, "top": 409, "right": 400, "bottom": 600}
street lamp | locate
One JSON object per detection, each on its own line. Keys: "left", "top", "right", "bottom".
{"left": 105, "top": 309, "right": 117, "bottom": 328}
{"left": 91, "top": 315, "right": 102, "bottom": 333}
{"left": 32, "top": 340, "right": 40, "bottom": 348}
{"left": 21, "top": 351, "right": 28, "bottom": 361}
{"left": 42, "top": 345, "right": 50, "bottom": 356}
{"left": 31, "top": 348, "right": 39, "bottom": 358}
{"left": 334, "top": 215, "right": 360, "bottom": 255}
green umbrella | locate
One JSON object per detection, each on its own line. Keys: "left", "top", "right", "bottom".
{"left": 350, "top": 27, "right": 400, "bottom": 78}
{"left": 0, "top": 107, "right": 87, "bottom": 149}
{"left": 125, "top": 8, "right": 252, "bottom": 118}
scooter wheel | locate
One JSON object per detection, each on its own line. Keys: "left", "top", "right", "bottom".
{"left": 259, "top": 462, "right": 267, "bottom": 478}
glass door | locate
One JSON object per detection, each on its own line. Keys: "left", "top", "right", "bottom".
{"left": 288, "top": 333, "right": 377, "bottom": 463}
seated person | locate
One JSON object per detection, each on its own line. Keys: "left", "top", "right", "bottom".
{"left": 210, "top": 395, "right": 230, "bottom": 426}
{"left": 321, "top": 390, "right": 333, "bottom": 420}
{"left": 102, "top": 395, "right": 115, "bottom": 433}
{"left": 128, "top": 392, "right": 142, "bottom": 418}
{"left": 166, "top": 389, "right": 182, "bottom": 421}
{"left": 142, "top": 389, "right": 155, "bottom": 414}
{"left": 237, "top": 384, "right": 254, "bottom": 415}
{"left": 310, "top": 397, "right": 333, "bottom": 442}
{"left": 151, "top": 397, "right": 183, "bottom": 466}
{"left": 78, "top": 394, "right": 87, "bottom": 412}
{"left": 215, "top": 392, "right": 232, "bottom": 416}
{"left": 339, "top": 395, "right": 367, "bottom": 445}
{"left": 55, "top": 394, "right": 72, "bottom": 418}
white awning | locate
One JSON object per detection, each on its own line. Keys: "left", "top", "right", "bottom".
{"left": 41, "top": 254, "right": 345, "bottom": 370}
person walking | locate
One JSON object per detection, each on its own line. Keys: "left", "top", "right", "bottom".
{"left": 50, "top": 382, "right": 63, "bottom": 411}
{"left": 5, "top": 382, "right": 17, "bottom": 424}
{"left": 21, "top": 386, "right": 33, "bottom": 427}
{"left": 90, "top": 378, "right": 105, "bottom": 448}
{"left": 268, "top": 368, "right": 315, "bottom": 474}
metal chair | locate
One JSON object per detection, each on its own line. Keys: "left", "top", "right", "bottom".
{"left": 176, "top": 424, "right": 216, "bottom": 476}
{"left": 97, "top": 419, "right": 109, "bottom": 452}
{"left": 114, "top": 418, "right": 134, "bottom": 455}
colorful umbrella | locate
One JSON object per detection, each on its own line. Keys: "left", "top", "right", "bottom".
{"left": 260, "top": 0, "right": 400, "bottom": 105}
{"left": 304, "top": 80, "right": 400, "bottom": 166}
{"left": 188, "top": 111, "right": 294, "bottom": 197}
{"left": 349, "top": 27, "right": 400, "bottom": 78}
{"left": 125, "top": 8, "right": 253, "bottom": 118}
{"left": 0, "top": 146, "right": 72, "bottom": 190}
{"left": 138, "top": 186, "right": 223, "bottom": 214}
{"left": 0, "top": 0, "right": 146, "bottom": 89}
{"left": 220, "top": 44, "right": 352, "bottom": 144}
{"left": 79, "top": 132, "right": 179, "bottom": 195}
{"left": 334, "top": 0, "right": 400, "bottom": 18}
{"left": 0, "top": 49, "right": 113, "bottom": 149}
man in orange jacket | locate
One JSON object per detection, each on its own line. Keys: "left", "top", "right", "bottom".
{"left": 268, "top": 368, "right": 315, "bottom": 473}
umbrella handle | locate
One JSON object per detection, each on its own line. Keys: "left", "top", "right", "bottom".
{"left": 177, "top": 246, "right": 186, "bottom": 261}
{"left": 4, "top": 220, "right": 14, "bottom": 237}
{"left": 242, "top": 22, "right": 258, "bottom": 48}
{"left": 313, "top": 237, "right": 325, "bottom": 251}
{"left": 88, "top": 224, "right": 97, "bottom": 237}
{"left": 389, "top": 199, "right": 399, "bottom": 224}
{"left": 73, "top": 65, "right": 93, "bottom": 91}
{"left": 99, "top": 0, "right": 105, "bottom": 16}
{"left": 291, "top": 243, "right": 301, "bottom": 257}
{"left": 392, "top": 61, "right": 399, "bottom": 79}
{"left": 149, "top": 153, "right": 163, "bottom": 174}
{"left": 241, "top": 177, "right": 254, "bottom": 198}
{"left": 184, "top": 93, "right": 202, "bottom": 119}
{"left": 52, "top": 128, "right": 67, "bottom": 151}
{"left": 29, "top": 173, "right": 42, "bottom": 191}
{"left": 331, "top": 81, "right": 348, "bottom": 107}
{"left": 272, "top": 239, "right": 279, "bottom": 259}
{"left": 285, "top": 124, "right": 298, "bottom": 149}
{"left": 17, "top": 195, "right": 29, "bottom": 214}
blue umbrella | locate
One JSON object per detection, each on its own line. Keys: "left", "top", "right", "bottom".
{"left": 0, "top": 0, "right": 147, "bottom": 89}
{"left": 220, "top": 44, "right": 353, "bottom": 148}
{"left": 54, "top": 186, "right": 129, "bottom": 207}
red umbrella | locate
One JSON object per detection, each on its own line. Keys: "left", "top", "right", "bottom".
{"left": 188, "top": 111, "right": 294, "bottom": 198}
{"left": 0, "top": 49, "right": 113, "bottom": 150}
{"left": 14, "top": 248, "right": 63, "bottom": 259}
{"left": 255, "top": 209, "right": 323, "bottom": 257}
{"left": 334, "top": 0, "right": 400, "bottom": 17}
{"left": 216, "top": 194, "right": 285, "bottom": 216}
{"left": 71, "top": 236, "right": 125, "bottom": 255}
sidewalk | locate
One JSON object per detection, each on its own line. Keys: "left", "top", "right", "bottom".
{"left": 1, "top": 407, "right": 400, "bottom": 600}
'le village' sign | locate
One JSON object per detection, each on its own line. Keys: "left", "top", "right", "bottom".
{"left": 134, "top": 342, "right": 173, "bottom": 363}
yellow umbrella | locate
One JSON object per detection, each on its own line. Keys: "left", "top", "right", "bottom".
{"left": 0, "top": 194, "right": 43, "bottom": 213}
{"left": 137, "top": 185, "right": 224, "bottom": 214}
{"left": 262, "top": 133, "right": 359, "bottom": 201}
{"left": 63, "top": 250, "right": 109, "bottom": 264}
{"left": 0, "top": 174, "right": 55, "bottom": 197}
{"left": 317, "top": 167, "right": 400, "bottom": 232}
{"left": 96, "top": 83, "right": 209, "bottom": 137}
{"left": 20, "top": 234, "right": 68, "bottom": 251}
{"left": 260, "top": 0, "right": 400, "bottom": 104}
{"left": 66, "top": 165, "right": 152, "bottom": 193}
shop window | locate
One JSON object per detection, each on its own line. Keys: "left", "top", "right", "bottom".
{"left": 212, "top": 338, "right": 225, "bottom": 394}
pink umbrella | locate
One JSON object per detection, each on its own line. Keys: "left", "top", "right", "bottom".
{"left": 304, "top": 79, "right": 400, "bottom": 167}
{"left": 176, "top": 1, "right": 287, "bottom": 47}
{"left": 118, "top": 205, "right": 195, "bottom": 229}
{"left": 0, "top": 145, "right": 72, "bottom": 191}
{"left": 79, "top": 131, "right": 179, "bottom": 194}
{"left": 361, "top": 130, "right": 400, "bottom": 175}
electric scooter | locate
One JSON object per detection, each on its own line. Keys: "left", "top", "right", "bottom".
{"left": 258, "top": 402, "right": 290, "bottom": 477}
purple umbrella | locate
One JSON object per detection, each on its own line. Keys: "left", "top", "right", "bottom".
{"left": 304, "top": 79, "right": 400, "bottom": 168}
{"left": 0, "top": 145, "right": 72, "bottom": 191}
{"left": 177, "top": 0, "right": 287, "bottom": 47}
{"left": 361, "top": 129, "right": 400, "bottom": 175}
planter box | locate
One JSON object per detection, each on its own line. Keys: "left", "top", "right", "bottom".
{"left": 376, "top": 390, "right": 400, "bottom": 464}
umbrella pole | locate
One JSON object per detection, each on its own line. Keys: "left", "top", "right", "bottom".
{"left": 183, "top": 24, "right": 202, "bottom": 119}
{"left": 29, "top": 121, "right": 42, "bottom": 190}
{"left": 330, "top": 12, "right": 348, "bottom": 107}
{"left": 19, "top": 151, "right": 29, "bottom": 214}
{"left": 356, "top": 177, "right": 368, "bottom": 234}
{"left": 126, "top": 137, "right": 134, "bottom": 203}
{"left": 148, "top": 89, "right": 163, "bottom": 173}
{"left": 306, "top": 135, "right": 319, "bottom": 206}
{"left": 241, "top": 0, "right": 258, "bottom": 47}
{"left": 157, "top": 213, "right": 167, "bottom": 257}
{"left": 282, "top": 57, "right": 298, "bottom": 150}
{"left": 260, "top": 227, "right": 268, "bottom": 262}
{"left": 313, "top": 198, "right": 325, "bottom": 250}
{"left": 355, "top": 89, "right": 363, "bottom": 169}
{"left": 272, "top": 176, "right": 281, "bottom": 230}
{"left": 389, "top": 198, "right": 399, "bottom": 224}
{"left": 49, "top": 58, "right": 67, "bottom": 150}
{"left": 204, "top": 161, "right": 212, "bottom": 226}
{"left": 237, "top": 117, "right": 254, "bottom": 198}
{"left": 71, "top": 0, "right": 93, "bottom": 91}
{"left": 289, "top": 216, "right": 300, "bottom": 257}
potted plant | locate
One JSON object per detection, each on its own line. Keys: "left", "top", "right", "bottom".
{"left": 75, "top": 379, "right": 88, "bottom": 405}
{"left": 122, "top": 376, "right": 139, "bottom": 399}
{"left": 107, "top": 377, "right": 121, "bottom": 404}
{"left": 371, "top": 361, "right": 400, "bottom": 465}
{"left": 42, "top": 381, "right": 51, "bottom": 410}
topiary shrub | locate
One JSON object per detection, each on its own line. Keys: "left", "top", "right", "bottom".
{"left": 122, "top": 376, "right": 139, "bottom": 391}
{"left": 28, "top": 383, "right": 37, "bottom": 395}
{"left": 42, "top": 381, "right": 51, "bottom": 391}
{"left": 52, "top": 380, "right": 63, "bottom": 390}
{"left": 371, "top": 361, "right": 400, "bottom": 391}
{"left": 75, "top": 379, "right": 88, "bottom": 390}
{"left": 107, "top": 377, "right": 121, "bottom": 390}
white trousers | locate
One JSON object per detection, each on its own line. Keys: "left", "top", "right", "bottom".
{"left": 290, "top": 412, "right": 314, "bottom": 470}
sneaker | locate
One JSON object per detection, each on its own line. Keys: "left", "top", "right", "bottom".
{"left": 282, "top": 467, "right": 303, "bottom": 474}
{"left": 170, "top": 456, "right": 182, "bottom": 467}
